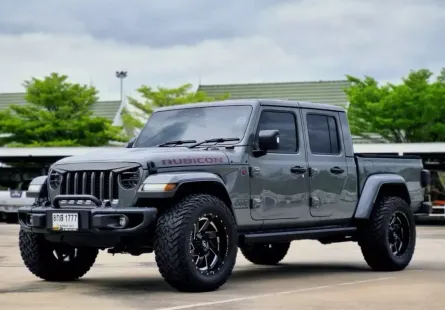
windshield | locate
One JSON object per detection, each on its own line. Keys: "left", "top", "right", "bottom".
{"left": 133, "top": 105, "right": 253, "bottom": 148}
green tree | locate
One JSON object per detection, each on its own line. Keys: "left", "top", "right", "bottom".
{"left": 0, "top": 73, "right": 128, "bottom": 147}
{"left": 345, "top": 68, "right": 445, "bottom": 142}
{"left": 121, "top": 83, "right": 229, "bottom": 134}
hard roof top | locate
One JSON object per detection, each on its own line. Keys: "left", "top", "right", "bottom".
{"left": 258, "top": 99, "right": 345, "bottom": 112}
{"left": 153, "top": 99, "right": 345, "bottom": 113}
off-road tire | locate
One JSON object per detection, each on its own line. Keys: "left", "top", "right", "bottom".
{"left": 240, "top": 242, "right": 290, "bottom": 265}
{"left": 357, "top": 196, "right": 416, "bottom": 271}
{"left": 19, "top": 229, "right": 98, "bottom": 281}
{"left": 154, "top": 193, "right": 238, "bottom": 292}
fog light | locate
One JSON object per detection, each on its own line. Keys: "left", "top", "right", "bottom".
{"left": 118, "top": 215, "right": 128, "bottom": 228}
{"left": 28, "top": 215, "right": 34, "bottom": 226}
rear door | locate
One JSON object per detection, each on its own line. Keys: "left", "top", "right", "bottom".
{"left": 300, "top": 109, "right": 348, "bottom": 218}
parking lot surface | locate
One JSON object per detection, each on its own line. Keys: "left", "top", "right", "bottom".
{"left": 1, "top": 223, "right": 445, "bottom": 310}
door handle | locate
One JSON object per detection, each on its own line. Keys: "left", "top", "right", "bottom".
{"left": 330, "top": 166, "right": 345, "bottom": 174}
{"left": 290, "top": 166, "right": 307, "bottom": 174}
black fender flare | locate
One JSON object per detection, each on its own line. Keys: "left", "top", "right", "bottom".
{"left": 353, "top": 174, "right": 410, "bottom": 220}
{"left": 137, "top": 171, "right": 228, "bottom": 199}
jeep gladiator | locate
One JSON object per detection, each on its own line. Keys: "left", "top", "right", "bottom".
{"left": 18, "top": 99, "right": 431, "bottom": 292}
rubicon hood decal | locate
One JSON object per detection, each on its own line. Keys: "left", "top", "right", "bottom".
{"left": 53, "top": 147, "right": 230, "bottom": 167}
{"left": 162, "top": 156, "right": 226, "bottom": 166}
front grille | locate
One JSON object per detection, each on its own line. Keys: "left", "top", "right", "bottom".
{"left": 60, "top": 171, "right": 119, "bottom": 201}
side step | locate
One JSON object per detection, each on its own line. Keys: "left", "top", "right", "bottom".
{"left": 243, "top": 226, "right": 357, "bottom": 244}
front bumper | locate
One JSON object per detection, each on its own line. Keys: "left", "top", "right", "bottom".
{"left": 18, "top": 195, "right": 157, "bottom": 236}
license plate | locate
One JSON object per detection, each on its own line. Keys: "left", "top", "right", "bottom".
{"left": 52, "top": 213, "right": 79, "bottom": 231}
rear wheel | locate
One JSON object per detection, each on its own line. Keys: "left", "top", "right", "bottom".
{"left": 240, "top": 242, "right": 290, "bottom": 265}
{"left": 154, "top": 193, "right": 238, "bottom": 292}
{"left": 357, "top": 196, "right": 416, "bottom": 271}
{"left": 19, "top": 229, "right": 98, "bottom": 281}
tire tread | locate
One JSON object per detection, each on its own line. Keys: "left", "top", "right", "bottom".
{"left": 19, "top": 229, "right": 98, "bottom": 281}
{"left": 357, "top": 196, "right": 416, "bottom": 271}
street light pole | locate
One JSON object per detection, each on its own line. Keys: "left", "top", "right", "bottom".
{"left": 115, "top": 70, "right": 128, "bottom": 106}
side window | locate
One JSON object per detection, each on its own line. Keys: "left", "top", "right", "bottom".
{"left": 306, "top": 114, "right": 341, "bottom": 154}
{"left": 257, "top": 111, "right": 298, "bottom": 152}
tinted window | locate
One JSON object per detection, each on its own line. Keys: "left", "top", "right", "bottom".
{"left": 133, "top": 105, "right": 252, "bottom": 147}
{"left": 257, "top": 111, "right": 297, "bottom": 152}
{"left": 307, "top": 114, "right": 341, "bottom": 154}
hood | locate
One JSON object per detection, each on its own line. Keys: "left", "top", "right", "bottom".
{"left": 53, "top": 147, "right": 231, "bottom": 169}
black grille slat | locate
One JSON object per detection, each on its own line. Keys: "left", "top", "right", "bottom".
{"left": 109, "top": 172, "right": 114, "bottom": 202}
{"left": 99, "top": 172, "right": 104, "bottom": 201}
{"left": 66, "top": 172, "right": 71, "bottom": 194}
{"left": 82, "top": 172, "right": 87, "bottom": 194}
{"left": 91, "top": 172, "right": 96, "bottom": 196}
{"left": 74, "top": 172, "right": 79, "bottom": 194}
{"left": 60, "top": 170, "right": 119, "bottom": 201}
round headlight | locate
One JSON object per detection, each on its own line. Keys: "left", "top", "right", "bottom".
{"left": 48, "top": 170, "right": 63, "bottom": 190}
{"left": 119, "top": 168, "right": 140, "bottom": 190}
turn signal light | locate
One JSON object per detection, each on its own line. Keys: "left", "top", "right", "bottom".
{"left": 141, "top": 183, "right": 177, "bottom": 192}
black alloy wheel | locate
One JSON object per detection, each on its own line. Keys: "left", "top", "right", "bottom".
{"left": 52, "top": 244, "right": 79, "bottom": 262}
{"left": 388, "top": 211, "right": 411, "bottom": 257}
{"left": 189, "top": 213, "right": 229, "bottom": 276}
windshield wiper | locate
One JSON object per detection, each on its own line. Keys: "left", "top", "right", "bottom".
{"left": 158, "top": 140, "right": 197, "bottom": 147}
{"left": 188, "top": 137, "right": 240, "bottom": 148}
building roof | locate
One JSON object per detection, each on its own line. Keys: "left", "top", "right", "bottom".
{"left": 0, "top": 92, "right": 122, "bottom": 122}
{"left": 197, "top": 80, "right": 352, "bottom": 107}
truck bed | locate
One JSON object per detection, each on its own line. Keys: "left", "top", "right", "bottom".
{"left": 354, "top": 154, "right": 425, "bottom": 210}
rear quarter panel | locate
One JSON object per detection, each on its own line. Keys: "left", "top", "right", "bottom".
{"left": 355, "top": 155, "right": 424, "bottom": 210}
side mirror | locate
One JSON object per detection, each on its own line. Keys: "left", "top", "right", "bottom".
{"left": 126, "top": 137, "right": 136, "bottom": 148}
{"left": 258, "top": 129, "right": 280, "bottom": 150}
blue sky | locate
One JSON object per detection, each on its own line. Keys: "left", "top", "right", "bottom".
{"left": 0, "top": 0, "right": 444, "bottom": 100}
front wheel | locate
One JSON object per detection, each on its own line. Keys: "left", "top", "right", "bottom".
{"left": 19, "top": 229, "right": 98, "bottom": 281}
{"left": 357, "top": 196, "right": 416, "bottom": 271}
{"left": 154, "top": 194, "right": 238, "bottom": 292}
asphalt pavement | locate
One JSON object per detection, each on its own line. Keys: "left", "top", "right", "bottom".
{"left": 1, "top": 223, "right": 445, "bottom": 310}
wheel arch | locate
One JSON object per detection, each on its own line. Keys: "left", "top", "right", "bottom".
{"left": 354, "top": 174, "right": 410, "bottom": 220}
{"left": 173, "top": 181, "right": 233, "bottom": 214}
{"left": 137, "top": 172, "right": 234, "bottom": 215}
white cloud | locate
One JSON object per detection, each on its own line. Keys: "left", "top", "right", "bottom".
{"left": 0, "top": 0, "right": 444, "bottom": 101}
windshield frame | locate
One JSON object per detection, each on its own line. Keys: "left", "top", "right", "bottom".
{"left": 132, "top": 103, "right": 255, "bottom": 148}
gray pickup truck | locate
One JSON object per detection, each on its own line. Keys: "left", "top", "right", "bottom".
{"left": 18, "top": 99, "right": 431, "bottom": 292}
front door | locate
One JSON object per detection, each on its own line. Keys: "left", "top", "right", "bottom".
{"left": 300, "top": 109, "right": 348, "bottom": 217}
{"left": 249, "top": 106, "right": 310, "bottom": 220}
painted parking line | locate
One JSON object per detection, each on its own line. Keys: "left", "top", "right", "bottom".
{"left": 155, "top": 276, "right": 394, "bottom": 310}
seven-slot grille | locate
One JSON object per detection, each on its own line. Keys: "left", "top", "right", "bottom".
{"left": 60, "top": 171, "right": 119, "bottom": 201}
